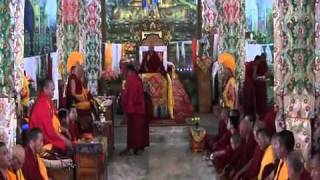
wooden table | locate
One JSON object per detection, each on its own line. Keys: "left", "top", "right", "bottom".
{"left": 74, "top": 137, "right": 108, "bottom": 180}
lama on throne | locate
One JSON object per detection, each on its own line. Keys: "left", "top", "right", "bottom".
{"left": 138, "top": 35, "right": 173, "bottom": 120}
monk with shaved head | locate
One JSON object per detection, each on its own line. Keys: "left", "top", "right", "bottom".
{"left": 9, "top": 145, "right": 25, "bottom": 180}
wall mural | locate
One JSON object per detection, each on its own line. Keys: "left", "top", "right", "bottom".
{"left": 274, "top": 0, "right": 315, "bottom": 159}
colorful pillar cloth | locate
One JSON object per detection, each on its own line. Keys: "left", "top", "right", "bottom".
{"left": 83, "top": 0, "right": 101, "bottom": 95}
{"left": 274, "top": 0, "right": 315, "bottom": 160}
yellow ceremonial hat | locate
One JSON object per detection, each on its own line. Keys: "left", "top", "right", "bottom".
{"left": 67, "top": 51, "right": 84, "bottom": 72}
{"left": 218, "top": 52, "right": 236, "bottom": 74}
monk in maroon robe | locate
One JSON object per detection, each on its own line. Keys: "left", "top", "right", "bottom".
{"left": 260, "top": 107, "right": 277, "bottom": 135}
{"left": 30, "top": 79, "right": 72, "bottom": 152}
{"left": 243, "top": 56, "right": 260, "bottom": 116}
{"left": 66, "top": 65, "right": 93, "bottom": 134}
{"left": 211, "top": 134, "right": 242, "bottom": 173}
{"left": 254, "top": 53, "right": 269, "bottom": 115}
{"left": 22, "top": 128, "right": 49, "bottom": 180}
{"left": 205, "top": 108, "right": 229, "bottom": 152}
{"left": 225, "top": 119, "right": 257, "bottom": 178}
{"left": 140, "top": 46, "right": 166, "bottom": 75}
{"left": 121, "top": 64, "right": 149, "bottom": 155}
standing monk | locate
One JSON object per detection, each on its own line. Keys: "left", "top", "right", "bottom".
{"left": 66, "top": 53, "right": 94, "bottom": 134}
{"left": 243, "top": 55, "right": 260, "bottom": 116}
{"left": 30, "top": 79, "right": 72, "bottom": 153}
{"left": 254, "top": 53, "right": 269, "bottom": 115}
{"left": 121, "top": 64, "right": 149, "bottom": 155}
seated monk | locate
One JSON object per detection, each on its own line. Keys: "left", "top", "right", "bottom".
{"left": 9, "top": 145, "right": 25, "bottom": 180}
{"left": 211, "top": 134, "right": 242, "bottom": 173}
{"left": 208, "top": 109, "right": 240, "bottom": 160}
{"left": 22, "top": 128, "right": 49, "bottom": 180}
{"left": 224, "top": 116, "right": 257, "bottom": 178}
{"left": 58, "top": 105, "right": 79, "bottom": 142}
{"left": 30, "top": 79, "right": 72, "bottom": 153}
{"left": 234, "top": 121, "right": 266, "bottom": 180}
{"left": 204, "top": 107, "right": 229, "bottom": 157}
{"left": 0, "top": 142, "right": 16, "bottom": 180}
{"left": 256, "top": 128, "right": 276, "bottom": 180}
{"left": 287, "top": 151, "right": 311, "bottom": 180}
{"left": 140, "top": 46, "right": 166, "bottom": 75}
{"left": 273, "top": 130, "right": 295, "bottom": 180}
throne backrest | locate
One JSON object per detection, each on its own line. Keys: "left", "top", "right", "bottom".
{"left": 141, "top": 34, "right": 164, "bottom": 46}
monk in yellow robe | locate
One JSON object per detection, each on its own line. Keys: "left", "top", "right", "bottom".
{"left": 66, "top": 53, "right": 94, "bottom": 133}
{"left": 9, "top": 145, "right": 26, "bottom": 180}
{"left": 0, "top": 142, "right": 16, "bottom": 180}
{"left": 22, "top": 128, "right": 49, "bottom": 180}
{"left": 256, "top": 128, "right": 276, "bottom": 179}
{"left": 219, "top": 53, "right": 238, "bottom": 109}
{"left": 273, "top": 130, "right": 295, "bottom": 180}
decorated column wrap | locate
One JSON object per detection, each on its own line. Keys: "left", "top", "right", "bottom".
{"left": 315, "top": 1, "right": 320, "bottom": 115}
{"left": 0, "top": 1, "right": 13, "bottom": 91}
{"left": 11, "top": 0, "right": 25, "bottom": 93}
{"left": 274, "top": 0, "right": 315, "bottom": 159}
{"left": 83, "top": 0, "right": 101, "bottom": 95}
{"left": 0, "top": 0, "right": 25, "bottom": 150}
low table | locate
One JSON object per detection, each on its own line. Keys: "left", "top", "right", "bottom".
{"left": 74, "top": 137, "right": 108, "bottom": 180}
{"left": 190, "top": 127, "right": 207, "bottom": 153}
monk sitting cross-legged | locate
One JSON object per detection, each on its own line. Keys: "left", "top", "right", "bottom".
{"left": 211, "top": 134, "right": 242, "bottom": 174}
{"left": 8, "top": 145, "right": 26, "bottom": 180}
{"left": 208, "top": 109, "right": 240, "bottom": 154}
{"left": 234, "top": 121, "right": 266, "bottom": 180}
{"left": 30, "top": 79, "right": 72, "bottom": 154}
{"left": 223, "top": 115, "right": 257, "bottom": 178}
{"left": 204, "top": 107, "right": 229, "bottom": 158}
{"left": 22, "top": 128, "right": 49, "bottom": 180}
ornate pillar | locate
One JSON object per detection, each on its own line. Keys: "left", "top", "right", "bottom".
{"left": 0, "top": 0, "right": 25, "bottom": 150}
{"left": 274, "top": 0, "right": 315, "bottom": 159}
{"left": 315, "top": 1, "right": 320, "bottom": 116}
{"left": 83, "top": 0, "right": 102, "bottom": 95}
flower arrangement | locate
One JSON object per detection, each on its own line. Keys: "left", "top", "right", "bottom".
{"left": 192, "top": 116, "right": 201, "bottom": 129}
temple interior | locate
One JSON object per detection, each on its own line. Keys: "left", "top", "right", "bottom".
{"left": 0, "top": 0, "right": 320, "bottom": 179}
